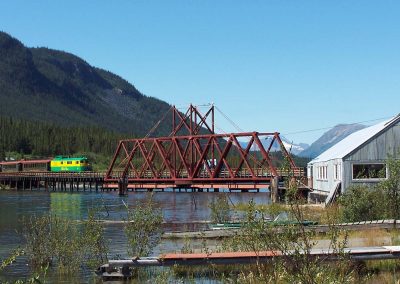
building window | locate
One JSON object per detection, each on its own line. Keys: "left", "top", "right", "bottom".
{"left": 352, "top": 163, "right": 386, "bottom": 180}
{"left": 334, "top": 164, "right": 337, "bottom": 180}
{"left": 334, "top": 164, "right": 341, "bottom": 180}
{"left": 317, "top": 165, "right": 328, "bottom": 180}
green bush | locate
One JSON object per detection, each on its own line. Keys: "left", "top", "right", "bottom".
{"left": 209, "top": 194, "right": 231, "bottom": 223}
{"left": 379, "top": 157, "right": 400, "bottom": 220}
{"left": 339, "top": 185, "right": 385, "bottom": 222}
{"left": 124, "top": 198, "right": 163, "bottom": 257}
{"left": 340, "top": 157, "right": 400, "bottom": 222}
{"left": 221, "top": 196, "right": 356, "bottom": 283}
{"left": 22, "top": 211, "right": 108, "bottom": 273}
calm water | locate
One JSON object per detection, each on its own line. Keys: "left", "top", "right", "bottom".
{"left": 0, "top": 190, "right": 271, "bottom": 283}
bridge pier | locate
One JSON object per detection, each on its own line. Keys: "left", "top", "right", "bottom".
{"left": 271, "top": 176, "right": 279, "bottom": 203}
{"left": 118, "top": 178, "right": 127, "bottom": 196}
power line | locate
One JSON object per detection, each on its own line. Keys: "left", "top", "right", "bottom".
{"left": 282, "top": 116, "right": 393, "bottom": 136}
{"left": 173, "top": 103, "right": 394, "bottom": 140}
{"left": 214, "top": 105, "right": 244, "bottom": 133}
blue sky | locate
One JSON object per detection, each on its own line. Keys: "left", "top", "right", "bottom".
{"left": 1, "top": 1, "right": 399, "bottom": 144}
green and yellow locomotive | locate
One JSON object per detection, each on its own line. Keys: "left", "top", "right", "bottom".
{"left": 50, "top": 156, "right": 91, "bottom": 172}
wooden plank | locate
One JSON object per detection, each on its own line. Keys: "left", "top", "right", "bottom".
{"left": 97, "top": 245, "right": 400, "bottom": 280}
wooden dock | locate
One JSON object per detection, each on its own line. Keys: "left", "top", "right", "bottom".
{"left": 162, "top": 219, "right": 400, "bottom": 239}
{"left": 97, "top": 245, "right": 400, "bottom": 279}
{"left": 0, "top": 171, "right": 105, "bottom": 192}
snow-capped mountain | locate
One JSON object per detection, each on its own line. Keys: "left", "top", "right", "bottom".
{"left": 236, "top": 123, "right": 367, "bottom": 158}
{"left": 237, "top": 136, "right": 309, "bottom": 156}
{"left": 279, "top": 138, "right": 310, "bottom": 155}
{"left": 297, "top": 123, "right": 366, "bottom": 158}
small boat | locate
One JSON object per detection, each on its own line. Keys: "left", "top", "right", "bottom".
{"left": 210, "top": 222, "right": 243, "bottom": 230}
{"left": 210, "top": 212, "right": 317, "bottom": 230}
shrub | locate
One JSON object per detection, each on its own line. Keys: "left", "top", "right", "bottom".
{"left": 22, "top": 210, "right": 108, "bottom": 274}
{"left": 379, "top": 157, "right": 400, "bottom": 220}
{"left": 339, "top": 185, "right": 385, "bottom": 222}
{"left": 209, "top": 194, "right": 231, "bottom": 223}
{"left": 124, "top": 198, "right": 163, "bottom": 257}
{"left": 222, "top": 193, "right": 356, "bottom": 283}
{"left": 23, "top": 215, "right": 82, "bottom": 272}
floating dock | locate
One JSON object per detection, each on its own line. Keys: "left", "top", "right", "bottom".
{"left": 97, "top": 245, "right": 400, "bottom": 279}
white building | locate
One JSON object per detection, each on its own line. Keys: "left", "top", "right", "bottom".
{"left": 307, "top": 115, "right": 400, "bottom": 202}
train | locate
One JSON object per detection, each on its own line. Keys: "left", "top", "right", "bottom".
{"left": 0, "top": 156, "right": 92, "bottom": 173}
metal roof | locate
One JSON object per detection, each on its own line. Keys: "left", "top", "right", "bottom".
{"left": 52, "top": 156, "right": 87, "bottom": 161}
{"left": 309, "top": 114, "right": 400, "bottom": 164}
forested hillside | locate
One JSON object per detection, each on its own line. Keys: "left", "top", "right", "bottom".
{"left": 0, "top": 116, "right": 128, "bottom": 169}
{"left": 0, "top": 31, "right": 171, "bottom": 136}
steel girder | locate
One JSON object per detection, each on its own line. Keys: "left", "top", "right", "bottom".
{"left": 104, "top": 105, "right": 299, "bottom": 188}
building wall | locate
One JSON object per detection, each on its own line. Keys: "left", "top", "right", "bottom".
{"left": 345, "top": 123, "right": 400, "bottom": 161}
{"left": 310, "top": 158, "right": 342, "bottom": 194}
{"left": 342, "top": 122, "right": 400, "bottom": 191}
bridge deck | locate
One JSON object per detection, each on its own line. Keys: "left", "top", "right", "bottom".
{"left": 0, "top": 168, "right": 307, "bottom": 192}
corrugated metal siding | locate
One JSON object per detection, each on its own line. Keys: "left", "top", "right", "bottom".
{"left": 342, "top": 161, "right": 350, "bottom": 191}
{"left": 345, "top": 124, "right": 400, "bottom": 161}
{"left": 343, "top": 123, "right": 400, "bottom": 191}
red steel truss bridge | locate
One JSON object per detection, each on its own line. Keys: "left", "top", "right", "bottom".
{"left": 104, "top": 104, "right": 304, "bottom": 194}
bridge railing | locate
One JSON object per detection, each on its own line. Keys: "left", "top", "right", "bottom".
{"left": 0, "top": 171, "right": 104, "bottom": 179}
{"left": 106, "top": 167, "right": 306, "bottom": 181}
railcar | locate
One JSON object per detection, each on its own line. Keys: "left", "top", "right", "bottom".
{"left": 0, "top": 159, "right": 51, "bottom": 172}
{"left": 0, "top": 161, "right": 21, "bottom": 172}
{"left": 0, "top": 156, "right": 91, "bottom": 173}
{"left": 50, "top": 156, "right": 91, "bottom": 172}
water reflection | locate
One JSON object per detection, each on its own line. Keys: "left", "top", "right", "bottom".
{"left": 50, "top": 193, "right": 82, "bottom": 220}
{"left": 0, "top": 190, "right": 270, "bottom": 282}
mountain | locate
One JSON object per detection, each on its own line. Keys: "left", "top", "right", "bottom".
{"left": 298, "top": 123, "right": 366, "bottom": 158}
{"left": 238, "top": 136, "right": 309, "bottom": 156}
{"left": 279, "top": 137, "right": 309, "bottom": 156}
{"left": 0, "top": 31, "right": 171, "bottom": 136}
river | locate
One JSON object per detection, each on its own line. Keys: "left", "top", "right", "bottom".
{"left": 0, "top": 190, "right": 271, "bottom": 283}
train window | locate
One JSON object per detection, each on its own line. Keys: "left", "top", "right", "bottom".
{"left": 67, "top": 161, "right": 72, "bottom": 165}
{"left": 61, "top": 162, "right": 64, "bottom": 165}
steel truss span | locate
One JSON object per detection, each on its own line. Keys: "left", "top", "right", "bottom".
{"left": 105, "top": 104, "right": 301, "bottom": 190}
